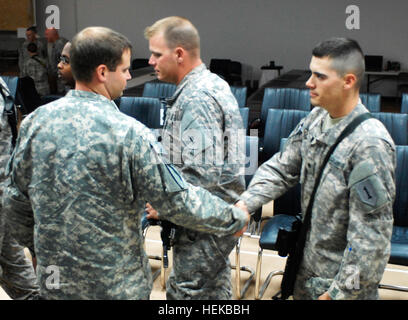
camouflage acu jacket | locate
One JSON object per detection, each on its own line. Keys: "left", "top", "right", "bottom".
{"left": 0, "top": 77, "right": 13, "bottom": 251}
{"left": 21, "top": 56, "right": 50, "bottom": 96}
{"left": 3, "top": 90, "right": 247, "bottom": 299}
{"left": 240, "top": 103, "right": 396, "bottom": 299}
{"left": 161, "top": 64, "right": 246, "bottom": 204}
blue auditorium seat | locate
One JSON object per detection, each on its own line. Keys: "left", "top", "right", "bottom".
{"left": 401, "top": 93, "right": 408, "bottom": 113}
{"left": 371, "top": 112, "right": 408, "bottom": 145}
{"left": 254, "top": 137, "right": 302, "bottom": 299}
{"left": 262, "top": 108, "right": 309, "bottom": 161}
{"left": 119, "top": 96, "right": 162, "bottom": 129}
{"left": 231, "top": 86, "right": 247, "bottom": 107}
{"left": 379, "top": 145, "right": 408, "bottom": 292}
{"left": 260, "top": 88, "right": 311, "bottom": 124}
{"left": 142, "top": 81, "right": 177, "bottom": 99}
{"left": 360, "top": 93, "right": 381, "bottom": 112}
{"left": 239, "top": 107, "right": 249, "bottom": 130}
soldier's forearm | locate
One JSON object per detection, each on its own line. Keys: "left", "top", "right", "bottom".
{"left": 155, "top": 186, "right": 248, "bottom": 236}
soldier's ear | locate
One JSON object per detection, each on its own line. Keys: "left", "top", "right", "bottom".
{"left": 343, "top": 73, "right": 357, "bottom": 90}
{"left": 95, "top": 65, "right": 108, "bottom": 82}
{"left": 175, "top": 47, "right": 184, "bottom": 64}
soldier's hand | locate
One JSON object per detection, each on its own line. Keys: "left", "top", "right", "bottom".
{"left": 234, "top": 200, "right": 248, "bottom": 213}
{"left": 145, "top": 202, "right": 159, "bottom": 220}
{"left": 233, "top": 201, "right": 250, "bottom": 237}
{"left": 318, "top": 292, "right": 332, "bottom": 300}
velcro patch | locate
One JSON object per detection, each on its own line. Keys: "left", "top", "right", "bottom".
{"left": 354, "top": 178, "right": 378, "bottom": 207}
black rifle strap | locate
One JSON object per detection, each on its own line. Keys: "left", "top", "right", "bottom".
{"left": 281, "top": 112, "right": 373, "bottom": 298}
{"left": 32, "top": 55, "right": 47, "bottom": 69}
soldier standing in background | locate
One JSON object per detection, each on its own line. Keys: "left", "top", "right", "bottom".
{"left": 20, "top": 42, "right": 50, "bottom": 97}
{"left": 144, "top": 16, "right": 246, "bottom": 300}
{"left": 45, "top": 28, "right": 68, "bottom": 94}
{"left": 18, "top": 26, "right": 46, "bottom": 77}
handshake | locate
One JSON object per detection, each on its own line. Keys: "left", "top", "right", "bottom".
{"left": 145, "top": 201, "right": 251, "bottom": 238}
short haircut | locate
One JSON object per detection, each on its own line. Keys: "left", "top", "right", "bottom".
{"left": 144, "top": 16, "right": 200, "bottom": 56}
{"left": 27, "top": 26, "right": 37, "bottom": 33}
{"left": 312, "top": 37, "right": 365, "bottom": 88}
{"left": 70, "top": 27, "right": 132, "bottom": 83}
{"left": 27, "top": 42, "right": 37, "bottom": 53}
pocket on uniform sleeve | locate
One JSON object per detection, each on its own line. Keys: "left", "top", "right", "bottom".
{"left": 348, "top": 161, "right": 389, "bottom": 212}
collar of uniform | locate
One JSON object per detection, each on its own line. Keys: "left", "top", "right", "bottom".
{"left": 66, "top": 90, "right": 119, "bottom": 110}
{"left": 166, "top": 63, "right": 207, "bottom": 107}
{"left": 311, "top": 102, "right": 369, "bottom": 147}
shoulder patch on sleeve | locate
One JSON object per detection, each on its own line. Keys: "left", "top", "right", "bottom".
{"left": 354, "top": 178, "right": 378, "bottom": 207}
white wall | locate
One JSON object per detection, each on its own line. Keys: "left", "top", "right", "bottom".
{"left": 35, "top": 0, "right": 408, "bottom": 94}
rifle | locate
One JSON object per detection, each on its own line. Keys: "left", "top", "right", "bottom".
{"left": 273, "top": 113, "right": 373, "bottom": 300}
{"left": 146, "top": 216, "right": 178, "bottom": 268}
{"left": 158, "top": 220, "right": 178, "bottom": 268}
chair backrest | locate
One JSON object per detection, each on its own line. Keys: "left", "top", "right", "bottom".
{"left": 371, "top": 112, "right": 408, "bottom": 145}
{"left": 263, "top": 108, "right": 309, "bottom": 161}
{"left": 401, "top": 93, "right": 408, "bottom": 113}
{"left": 231, "top": 86, "right": 247, "bottom": 107}
{"left": 360, "top": 93, "right": 381, "bottom": 112}
{"left": 245, "top": 135, "right": 259, "bottom": 187}
{"left": 394, "top": 145, "right": 408, "bottom": 227}
{"left": 1, "top": 76, "right": 18, "bottom": 100}
{"left": 119, "top": 96, "right": 162, "bottom": 129}
{"left": 142, "top": 81, "right": 177, "bottom": 99}
{"left": 261, "top": 87, "right": 311, "bottom": 123}
{"left": 239, "top": 107, "right": 249, "bottom": 130}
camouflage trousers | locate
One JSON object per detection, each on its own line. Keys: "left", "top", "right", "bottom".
{"left": 166, "top": 228, "right": 237, "bottom": 300}
{"left": 0, "top": 225, "right": 39, "bottom": 300}
{"left": 293, "top": 263, "right": 380, "bottom": 300}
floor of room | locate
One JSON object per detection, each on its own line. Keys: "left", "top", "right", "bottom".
{"left": 1, "top": 201, "right": 407, "bottom": 300}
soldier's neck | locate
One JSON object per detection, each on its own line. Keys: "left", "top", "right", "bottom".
{"left": 75, "top": 82, "right": 111, "bottom": 100}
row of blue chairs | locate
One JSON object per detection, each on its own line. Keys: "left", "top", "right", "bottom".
{"left": 117, "top": 96, "right": 250, "bottom": 130}
{"left": 261, "top": 108, "right": 408, "bottom": 162}
{"left": 142, "top": 81, "right": 248, "bottom": 108}
{"left": 256, "top": 88, "right": 382, "bottom": 128}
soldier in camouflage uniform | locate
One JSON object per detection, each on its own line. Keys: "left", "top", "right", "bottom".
{"left": 3, "top": 27, "right": 249, "bottom": 300}
{"left": 236, "top": 38, "right": 395, "bottom": 300}
{"left": 144, "top": 17, "right": 246, "bottom": 300}
{"left": 21, "top": 42, "right": 50, "bottom": 96}
{"left": 0, "top": 77, "right": 39, "bottom": 299}
{"left": 18, "top": 26, "right": 47, "bottom": 77}
{"left": 45, "top": 28, "right": 68, "bottom": 94}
